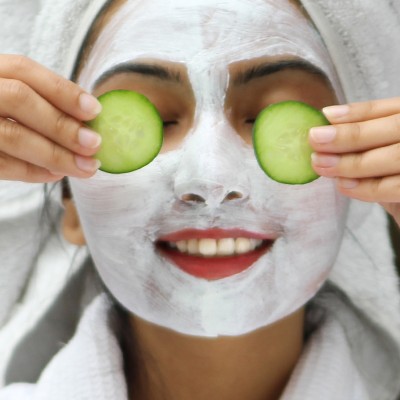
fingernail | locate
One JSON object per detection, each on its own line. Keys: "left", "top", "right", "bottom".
{"left": 79, "top": 93, "right": 102, "bottom": 116}
{"left": 309, "top": 126, "right": 337, "bottom": 144}
{"left": 311, "top": 153, "right": 340, "bottom": 168}
{"left": 323, "top": 105, "right": 350, "bottom": 119}
{"left": 75, "top": 156, "right": 101, "bottom": 173}
{"left": 78, "top": 127, "right": 102, "bottom": 149}
{"left": 336, "top": 178, "right": 359, "bottom": 189}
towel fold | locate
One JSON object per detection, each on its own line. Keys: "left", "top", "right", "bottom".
{"left": 0, "top": 183, "right": 45, "bottom": 328}
{"left": 0, "top": 0, "right": 399, "bottom": 397}
{"left": 301, "top": 0, "right": 400, "bottom": 101}
{"left": 1, "top": 289, "right": 396, "bottom": 400}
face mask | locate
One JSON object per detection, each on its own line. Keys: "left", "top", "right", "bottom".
{"left": 73, "top": 0, "right": 348, "bottom": 337}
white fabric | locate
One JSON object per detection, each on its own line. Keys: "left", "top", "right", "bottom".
{"left": 283, "top": 287, "right": 400, "bottom": 400}
{"left": 0, "top": 295, "right": 127, "bottom": 400}
{"left": 0, "top": 0, "right": 399, "bottom": 398}
{"left": 0, "top": 228, "right": 88, "bottom": 386}
{"left": 281, "top": 318, "right": 369, "bottom": 400}
{"left": 301, "top": 0, "right": 400, "bottom": 102}
{"left": 0, "top": 0, "right": 41, "bottom": 55}
{"left": 0, "top": 292, "right": 392, "bottom": 400}
{"left": 0, "top": 183, "right": 45, "bottom": 327}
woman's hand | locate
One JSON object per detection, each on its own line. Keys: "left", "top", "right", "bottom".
{"left": 0, "top": 55, "right": 102, "bottom": 183}
{"left": 309, "top": 97, "right": 400, "bottom": 226}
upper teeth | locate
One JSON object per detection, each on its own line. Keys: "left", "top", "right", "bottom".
{"left": 169, "top": 238, "right": 263, "bottom": 257}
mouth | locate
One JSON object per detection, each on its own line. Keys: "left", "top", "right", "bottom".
{"left": 156, "top": 229, "right": 275, "bottom": 280}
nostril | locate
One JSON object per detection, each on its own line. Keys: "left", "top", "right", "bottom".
{"left": 223, "top": 191, "right": 244, "bottom": 202}
{"left": 181, "top": 193, "right": 206, "bottom": 203}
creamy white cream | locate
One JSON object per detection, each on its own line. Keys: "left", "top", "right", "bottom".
{"left": 72, "top": 0, "right": 349, "bottom": 337}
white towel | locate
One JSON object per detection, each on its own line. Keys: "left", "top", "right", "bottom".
{"left": 0, "top": 0, "right": 41, "bottom": 54}
{"left": 0, "top": 291, "right": 396, "bottom": 400}
{"left": 0, "top": 0, "right": 400, "bottom": 396}
{"left": 0, "top": 182, "right": 46, "bottom": 328}
{"left": 301, "top": 0, "right": 400, "bottom": 101}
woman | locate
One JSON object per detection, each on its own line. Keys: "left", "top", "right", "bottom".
{"left": 0, "top": 0, "right": 400, "bottom": 399}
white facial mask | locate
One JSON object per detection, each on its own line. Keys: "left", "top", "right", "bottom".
{"left": 73, "top": 0, "right": 348, "bottom": 337}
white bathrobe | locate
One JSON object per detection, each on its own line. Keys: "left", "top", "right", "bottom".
{"left": 0, "top": 0, "right": 400, "bottom": 399}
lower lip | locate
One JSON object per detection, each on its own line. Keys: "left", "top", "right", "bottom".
{"left": 157, "top": 242, "right": 273, "bottom": 280}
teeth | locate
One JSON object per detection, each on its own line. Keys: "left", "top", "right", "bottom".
{"left": 176, "top": 240, "right": 187, "bottom": 252}
{"left": 187, "top": 239, "right": 199, "bottom": 255}
{"left": 235, "top": 237, "right": 252, "bottom": 254}
{"left": 168, "top": 238, "right": 264, "bottom": 257}
{"left": 217, "top": 238, "right": 235, "bottom": 256}
{"left": 198, "top": 238, "right": 218, "bottom": 257}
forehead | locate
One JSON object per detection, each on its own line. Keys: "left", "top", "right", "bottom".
{"left": 79, "top": 0, "right": 338, "bottom": 95}
{"left": 93, "top": 0, "right": 315, "bottom": 62}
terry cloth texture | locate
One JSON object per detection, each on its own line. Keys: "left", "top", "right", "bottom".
{"left": 301, "top": 0, "right": 400, "bottom": 102}
{"left": 0, "top": 0, "right": 41, "bottom": 54}
{"left": 0, "top": 0, "right": 399, "bottom": 398}
{"left": 0, "top": 289, "right": 397, "bottom": 400}
{"left": 0, "top": 183, "right": 45, "bottom": 328}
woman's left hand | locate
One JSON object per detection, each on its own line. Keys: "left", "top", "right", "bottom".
{"left": 309, "top": 97, "right": 400, "bottom": 226}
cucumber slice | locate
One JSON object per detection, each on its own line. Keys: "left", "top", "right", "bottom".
{"left": 253, "top": 100, "right": 329, "bottom": 184}
{"left": 87, "top": 90, "right": 163, "bottom": 174}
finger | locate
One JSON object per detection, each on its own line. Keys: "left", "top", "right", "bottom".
{"left": 312, "top": 142, "right": 400, "bottom": 180}
{"left": 0, "top": 151, "right": 65, "bottom": 183}
{"left": 309, "top": 113, "right": 400, "bottom": 153}
{"left": 335, "top": 175, "right": 400, "bottom": 204}
{"left": 322, "top": 97, "right": 400, "bottom": 124}
{"left": 312, "top": 142, "right": 400, "bottom": 179}
{"left": 0, "top": 117, "right": 100, "bottom": 177}
{"left": 0, "top": 55, "right": 101, "bottom": 120}
{"left": 0, "top": 80, "right": 102, "bottom": 156}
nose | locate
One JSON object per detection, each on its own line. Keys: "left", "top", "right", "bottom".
{"left": 175, "top": 179, "right": 248, "bottom": 207}
{"left": 173, "top": 111, "right": 250, "bottom": 208}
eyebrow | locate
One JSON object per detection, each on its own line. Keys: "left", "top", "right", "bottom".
{"left": 233, "top": 59, "right": 329, "bottom": 85}
{"left": 93, "top": 62, "right": 183, "bottom": 88}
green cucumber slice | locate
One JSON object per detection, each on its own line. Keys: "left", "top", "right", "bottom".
{"left": 253, "top": 100, "right": 329, "bottom": 184}
{"left": 87, "top": 90, "right": 163, "bottom": 174}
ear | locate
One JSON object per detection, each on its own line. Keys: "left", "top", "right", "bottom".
{"left": 62, "top": 198, "right": 86, "bottom": 246}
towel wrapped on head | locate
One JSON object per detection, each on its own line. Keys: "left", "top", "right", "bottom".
{"left": 0, "top": 0, "right": 399, "bottom": 397}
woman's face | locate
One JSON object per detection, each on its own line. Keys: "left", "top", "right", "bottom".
{"left": 72, "top": 0, "right": 349, "bottom": 337}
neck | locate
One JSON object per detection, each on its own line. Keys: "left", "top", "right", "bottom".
{"left": 124, "top": 308, "right": 305, "bottom": 400}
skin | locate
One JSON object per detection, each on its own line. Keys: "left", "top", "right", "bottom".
{"left": 64, "top": 67, "right": 336, "bottom": 400}
{"left": 0, "top": 55, "right": 102, "bottom": 181}
{"left": 0, "top": 7, "right": 398, "bottom": 221}
{"left": 64, "top": 206, "right": 305, "bottom": 400}
{"left": 71, "top": 0, "right": 349, "bottom": 341}
{"left": 310, "top": 99, "right": 400, "bottom": 226}
{"left": 64, "top": 1, "right": 339, "bottom": 399}
{"left": 0, "top": 0, "right": 398, "bottom": 399}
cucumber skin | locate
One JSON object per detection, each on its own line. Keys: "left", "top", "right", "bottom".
{"left": 253, "top": 101, "right": 330, "bottom": 185}
{"left": 88, "top": 90, "right": 163, "bottom": 174}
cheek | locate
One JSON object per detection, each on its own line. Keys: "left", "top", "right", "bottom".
{"left": 69, "top": 156, "right": 179, "bottom": 241}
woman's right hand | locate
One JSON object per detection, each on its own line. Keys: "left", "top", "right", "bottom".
{"left": 0, "top": 55, "right": 103, "bottom": 183}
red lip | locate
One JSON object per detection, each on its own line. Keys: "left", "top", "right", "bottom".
{"left": 157, "top": 229, "right": 275, "bottom": 281}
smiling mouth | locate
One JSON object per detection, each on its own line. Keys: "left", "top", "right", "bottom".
{"left": 156, "top": 229, "right": 275, "bottom": 280}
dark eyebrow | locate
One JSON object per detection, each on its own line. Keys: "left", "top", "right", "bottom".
{"left": 233, "top": 59, "right": 329, "bottom": 85}
{"left": 93, "top": 62, "right": 183, "bottom": 88}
